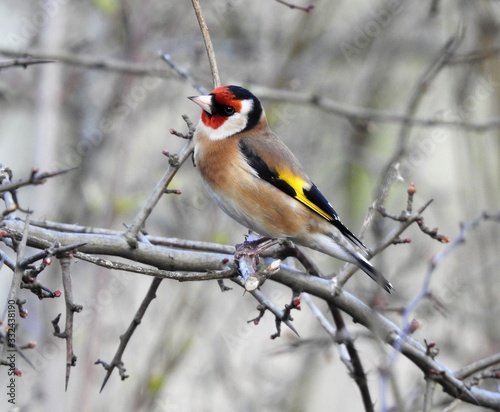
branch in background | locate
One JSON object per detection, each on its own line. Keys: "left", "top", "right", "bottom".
{"left": 253, "top": 86, "right": 500, "bottom": 132}
{"left": 455, "top": 352, "right": 500, "bottom": 380}
{"left": 360, "top": 28, "right": 464, "bottom": 240}
{"left": 378, "top": 184, "right": 449, "bottom": 243}
{"left": 161, "top": 53, "right": 207, "bottom": 94}
{"left": 449, "top": 46, "right": 500, "bottom": 64}
{"left": 0, "top": 47, "right": 174, "bottom": 78}
{"left": 338, "top": 184, "right": 437, "bottom": 287}
{"left": 329, "top": 302, "right": 374, "bottom": 412}
{"left": 0, "top": 57, "right": 54, "bottom": 70}
{"left": 0, "top": 167, "right": 76, "bottom": 195}
{"left": 275, "top": 0, "right": 315, "bottom": 13}
{"left": 0, "top": 167, "right": 76, "bottom": 216}
{"left": 3, "top": 47, "right": 500, "bottom": 132}
{"left": 383, "top": 210, "right": 500, "bottom": 405}
{"left": 423, "top": 377, "right": 437, "bottom": 412}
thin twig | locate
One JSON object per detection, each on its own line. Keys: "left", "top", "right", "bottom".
{"left": 0, "top": 167, "right": 76, "bottom": 194}
{"left": 3, "top": 48, "right": 500, "bottom": 131}
{"left": 383, "top": 211, "right": 500, "bottom": 405}
{"left": 253, "top": 86, "right": 500, "bottom": 132}
{"left": 362, "top": 27, "right": 465, "bottom": 239}
{"left": 0, "top": 47, "right": 174, "bottom": 78}
{"left": 275, "top": 0, "right": 315, "bottom": 12}
{"left": 161, "top": 53, "right": 207, "bottom": 94}
{"left": 97, "top": 277, "right": 163, "bottom": 392}
{"left": 123, "top": 119, "right": 196, "bottom": 247}
{"left": 239, "top": 284, "right": 300, "bottom": 338}
{"left": 18, "top": 242, "right": 86, "bottom": 268}
{"left": 455, "top": 352, "right": 500, "bottom": 380}
{"left": 191, "top": 0, "right": 221, "bottom": 88}
{"left": 448, "top": 47, "right": 500, "bottom": 64}
{"left": 0, "top": 58, "right": 55, "bottom": 70}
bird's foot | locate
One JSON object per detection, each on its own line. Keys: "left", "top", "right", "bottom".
{"left": 234, "top": 235, "right": 281, "bottom": 291}
{"left": 235, "top": 237, "right": 278, "bottom": 260}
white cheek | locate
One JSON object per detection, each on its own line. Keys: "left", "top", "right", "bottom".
{"left": 199, "top": 99, "right": 254, "bottom": 140}
{"left": 208, "top": 114, "right": 248, "bottom": 140}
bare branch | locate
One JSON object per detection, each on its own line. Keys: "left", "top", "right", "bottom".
{"left": 0, "top": 47, "right": 174, "bottom": 78}
{"left": 423, "top": 377, "right": 437, "bottom": 412}
{"left": 191, "top": 0, "right": 221, "bottom": 88}
{"left": 272, "top": 267, "right": 497, "bottom": 408}
{"left": 74, "top": 251, "right": 235, "bottom": 281}
{"left": 329, "top": 302, "right": 374, "bottom": 412}
{"left": 97, "top": 277, "right": 162, "bottom": 392}
{"left": 2, "top": 215, "right": 30, "bottom": 321}
{"left": 362, "top": 28, "right": 464, "bottom": 237}
{"left": 161, "top": 53, "right": 207, "bottom": 94}
{"left": 275, "top": 0, "right": 315, "bottom": 13}
{"left": 253, "top": 86, "right": 500, "bottom": 132}
{"left": 0, "top": 167, "right": 76, "bottom": 195}
{"left": 0, "top": 57, "right": 54, "bottom": 70}
{"left": 242, "top": 285, "right": 300, "bottom": 338}
{"left": 58, "top": 256, "right": 82, "bottom": 391}
{"left": 455, "top": 352, "right": 500, "bottom": 380}
{"left": 124, "top": 118, "right": 196, "bottom": 247}
{"left": 449, "top": 47, "right": 500, "bottom": 64}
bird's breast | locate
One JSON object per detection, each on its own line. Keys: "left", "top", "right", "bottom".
{"left": 194, "top": 131, "right": 309, "bottom": 239}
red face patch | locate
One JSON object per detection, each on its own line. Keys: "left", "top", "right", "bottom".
{"left": 200, "top": 86, "right": 242, "bottom": 129}
{"left": 201, "top": 110, "right": 226, "bottom": 129}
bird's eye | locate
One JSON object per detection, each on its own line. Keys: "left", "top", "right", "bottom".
{"left": 223, "top": 106, "right": 235, "bottom": 115}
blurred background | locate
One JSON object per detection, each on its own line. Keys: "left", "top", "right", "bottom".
{"left": 1, "top": 1, "right": 500, "bottom": 411}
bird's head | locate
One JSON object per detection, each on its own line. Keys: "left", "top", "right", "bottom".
{"left": 189, "top": 85, "right": 263, "bottom": 140}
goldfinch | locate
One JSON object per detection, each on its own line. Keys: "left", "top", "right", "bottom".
{"left": 189, "top": 85, "right": 393, "bottom": 293}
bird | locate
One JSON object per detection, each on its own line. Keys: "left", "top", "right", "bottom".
{"left": 189, "top": 85, "right": 393, "bottom": 293}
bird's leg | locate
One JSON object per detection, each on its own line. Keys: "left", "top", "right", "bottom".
{"left": 234, "top": 234, "right": 282, "bottom": 291}
{"left": 234, "top": 237, "right": 279, "bottom": 260}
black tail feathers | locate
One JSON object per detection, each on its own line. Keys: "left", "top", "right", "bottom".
{"left": 356, "top": 257, "right": 394, "bottom": 293}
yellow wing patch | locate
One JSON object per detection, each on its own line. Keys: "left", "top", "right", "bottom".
{"left": 277, "top": 168, "right": 333, "bottom": 221}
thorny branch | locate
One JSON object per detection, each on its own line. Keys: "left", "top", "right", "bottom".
{"left": 2, "top": 205, "right": 500, "bottom": 407}
{"left": 99, "top": 0, "right": 223, "bottom": 390}
{"left": 338, "top": 183, "right": 444, "bottom": 287}
{"left": 123, "top": 117, "right": 196, "bottom": 247}
{"left": 97, "top": 277, "right": 162, "bottom": 392}
{"left": 57, "top": 256, "right": 82, "bottom": 391}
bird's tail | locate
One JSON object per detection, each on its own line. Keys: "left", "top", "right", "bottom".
{"left": 355, "top": 256, "right": 394, "bottom": 293}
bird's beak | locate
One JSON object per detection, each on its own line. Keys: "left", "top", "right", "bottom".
{"left": 188, "top": 95, "right": 213, "bottom": 115}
